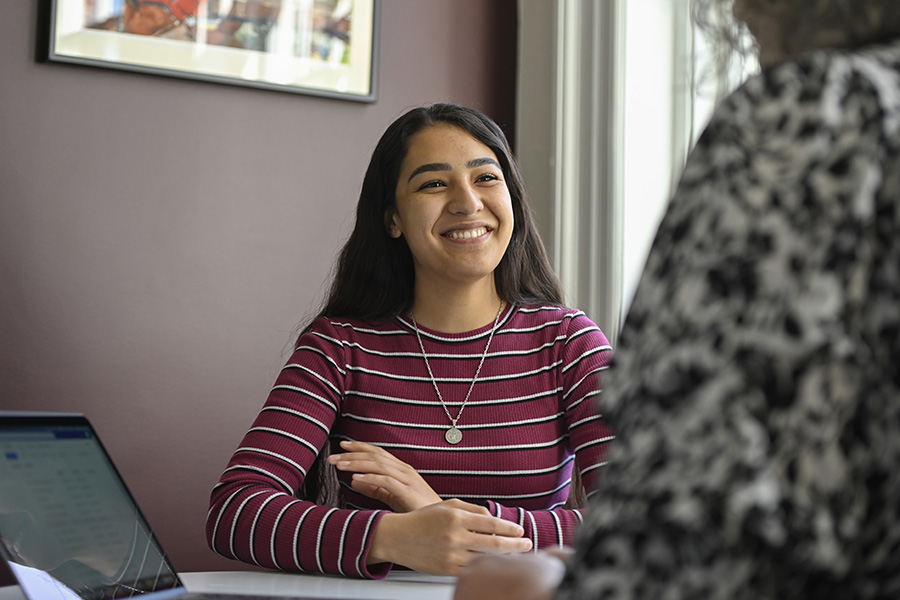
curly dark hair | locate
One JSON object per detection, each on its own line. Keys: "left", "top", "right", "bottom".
{"left": 693, "top": 0, "right": 900, "bottom": 71}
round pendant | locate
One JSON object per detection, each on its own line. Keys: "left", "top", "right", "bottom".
{"left": 445, "top": 427, "right": 462, "bottom": 445}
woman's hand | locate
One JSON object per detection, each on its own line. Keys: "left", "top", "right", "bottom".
{"left": 453, "top": 550, "right": 570, "bottom": 600}
{"left": 368, "top": 499, "right": 533, "bottom": 576}
{"left": 328, "top": 440, "right": 442, "bottom": 512}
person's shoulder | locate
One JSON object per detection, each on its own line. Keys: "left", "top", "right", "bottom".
{"left": 683, "top": 40, "right": 895, "bottom": 185}
{"left": 852, "top": 36, "right": 900, "bottom": 64}
{"left": 720, "top": 37, "right": 900, "bottom": 128}
{"left": 306, "top": 314, "right": 408, "bottom": 340}
{"left": 511, "top": 304, "right": 607, "bottom": 339}
{"left": 775, "top": 35, "right": 900, "bottom": 78}
{"left": 512, "top": 303, "right": 583, "bottom": 321}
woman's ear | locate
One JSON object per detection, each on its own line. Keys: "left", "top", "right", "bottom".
{"left": 385, "top": 211, "right": 402, "bottom": 238}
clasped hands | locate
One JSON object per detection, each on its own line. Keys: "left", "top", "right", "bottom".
{"left": 327, "top": 440, "right": 533, "bottom": 575}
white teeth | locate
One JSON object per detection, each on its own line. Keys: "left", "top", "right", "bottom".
{"left": 447, "top": 227, "right": 488, "bottom": 240}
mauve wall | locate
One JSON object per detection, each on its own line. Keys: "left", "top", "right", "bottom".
{"left": 0, "top": 0, "right": 516, "bottom": 578}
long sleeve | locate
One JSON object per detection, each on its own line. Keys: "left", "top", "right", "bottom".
{"left": 484, "top": 310, "right": 613, "bottom": 549}
{"left": 206, "top": 319, "right": 390, "bottom": 579}
{"left": 557, "top": 41, "right": 900, "bottom": 599}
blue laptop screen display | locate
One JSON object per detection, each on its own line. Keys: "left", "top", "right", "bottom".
{"left": 0, "top": 423, "right": 181, "bottom": 599}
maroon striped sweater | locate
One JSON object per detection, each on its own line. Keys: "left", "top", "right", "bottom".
{"left": 206, "top": 304, "right": 613, "bottom": 578}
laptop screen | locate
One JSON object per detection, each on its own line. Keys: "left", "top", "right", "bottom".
{"left": 0, "top": 414, "right": 184, "bottom": 599}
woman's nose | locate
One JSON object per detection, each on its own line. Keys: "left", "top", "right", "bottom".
{"left": 448, "top": 183, "right": 484, "bottom": 214}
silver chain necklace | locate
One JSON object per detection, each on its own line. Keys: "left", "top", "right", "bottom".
{"left": 410, "top": 301, "right": 504, "bottom": 444}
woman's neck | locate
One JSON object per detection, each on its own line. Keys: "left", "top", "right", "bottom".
{"left": 409, "top": 280, "right": 504, "bottom": 334}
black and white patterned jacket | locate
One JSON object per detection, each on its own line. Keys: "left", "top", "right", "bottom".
{"left": 558, "top": 38, "right": 900, "bottom": 600}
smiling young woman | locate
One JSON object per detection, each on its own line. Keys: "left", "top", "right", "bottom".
{"left": 206, "top": 104, "right": 614, "bottom": 579}
{"left": 389, "top": 123, "right": 515, "bottom": 332}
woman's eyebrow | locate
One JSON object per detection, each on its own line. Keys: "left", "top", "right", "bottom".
{"left": 408, "top": 162, "right": 451, "bottom": 182}
{"left": 407, "top": 157, "right": 500, "bottom": 183}
{"left": 467, "top": 157, "right": 500, "bottom": 169}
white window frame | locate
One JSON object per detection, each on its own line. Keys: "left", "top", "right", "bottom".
{"left": 516, "top": 0, "right": 710, "bottom": 345}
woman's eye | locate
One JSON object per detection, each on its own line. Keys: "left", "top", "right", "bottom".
{"left": 476, "top": 173, "right": 500, "bottom": 183}
{"left": 418, "top": 180, "right": 446, "bottom": 190}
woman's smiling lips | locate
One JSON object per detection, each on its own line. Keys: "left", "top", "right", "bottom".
{"left": 442, "top": 226, "right": 492, "bottom": 241}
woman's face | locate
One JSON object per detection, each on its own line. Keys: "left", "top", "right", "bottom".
{"left": 390, "top": 124, "right": 514, "bottom": 292}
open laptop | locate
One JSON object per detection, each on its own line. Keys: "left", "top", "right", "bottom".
{"left": 0, "top": 412, "right": 369, "bottom": 600}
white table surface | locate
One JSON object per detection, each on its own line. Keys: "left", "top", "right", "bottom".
{"left": 0, "top": 569, "right": 457, "bottom": 600}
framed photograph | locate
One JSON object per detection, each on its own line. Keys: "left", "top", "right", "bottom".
{"left": 44, "top": 0, "right": 379, "bottom": 102}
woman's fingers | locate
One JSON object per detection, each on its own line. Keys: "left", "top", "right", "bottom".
{"left": 328, "top": 440, "right": 406, "bottom": 474}
{"left": 333, "top": 456, "right": 407, "bottom": 477}
{"left": 445, "top": 500, "right": 532, "bottom": 551}
{"left": 335, "top": 439, "right": 387, "bottom": 456}
{"left": 328, "top": 441, "right": 442, "bottom": 511}
{"left": 368, "top": 500, "right": 533, "bottom": 576}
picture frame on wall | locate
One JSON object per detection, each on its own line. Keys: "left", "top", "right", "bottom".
{"left": 43, "top": 0, "right": 379, "bottom": 102}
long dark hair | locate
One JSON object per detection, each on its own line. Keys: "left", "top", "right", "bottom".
{"left": 313, "top": 102, "right": 562, "bottom": 324}
{"left": 301, "top": 103, "right": 566, "bottom": 505}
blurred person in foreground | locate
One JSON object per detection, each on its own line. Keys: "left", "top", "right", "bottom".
{"left": 454, "top": 0, "right": 900, "bottom": 598}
